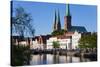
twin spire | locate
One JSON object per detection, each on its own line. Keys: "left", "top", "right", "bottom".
{"left": 53, "top": 9, "right": 61, "bottom": 31}
{"left": 53, "top": 4, "right": 71, "bottom": 32}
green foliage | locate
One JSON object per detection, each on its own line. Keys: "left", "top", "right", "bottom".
{"left": 51, "top": 29, "right": 67, "bottom": 36}
{"left": 11, "top": 45, "right": 30, "bottom": 66}
{"left": 78, "top": 33, "right": 97, "bottom": 49}
{"left": 52, "top": 41, "right": 60, "bottom": 48}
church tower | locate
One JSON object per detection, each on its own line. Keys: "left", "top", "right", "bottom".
{"left": 53, "top": 10, "right": 61, "bottom": 31}
{"left": 56, "top": 10, "right": 61, "bottom": 31}
{"left": 64, "top": 4, "right": 71, "bottom": 31}
{"left": 53, "top": 10, "right": 57, "bottom": 31}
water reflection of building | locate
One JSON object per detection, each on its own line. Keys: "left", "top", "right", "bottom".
{"left": 30, "top": 54, "right": 91, "bottom": 65}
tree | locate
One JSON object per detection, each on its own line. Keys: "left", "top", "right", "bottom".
{"left": 78, "top": 32, "right": 97, "bottom": 49}
{"left": 51, "top": 29, "right": 67, "bottom": 36}
{"left": 11, "top": 45, "right": 31, "bottom": 66}
{"left": 52, "top": 41, "right": 60, "bottom": 48}
{"left": 11, "top": 7, "right": 35, "bottom": 37}
{"left": 11, "top": 7, "right": 34, "bottom": 65}
{"left": 88, "top": 33, "right": 97, "bottom": 48}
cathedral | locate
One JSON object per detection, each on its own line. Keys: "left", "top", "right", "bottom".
{"left": 53, "top": 4, "right": 87, "bottom": 33}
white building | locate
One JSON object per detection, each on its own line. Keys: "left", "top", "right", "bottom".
{"left": 72, "top": 31, "right": 81, "bottom": 49}
{"left": 47, "top": 37, "right": 71, "bottom": 50}
{"left": 46, "top": 31, "right": 81, "bottom": 50}
{"left": 31, "top": 39, "right": 44, "bottom": 49}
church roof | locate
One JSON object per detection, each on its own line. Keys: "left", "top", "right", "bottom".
{"left": 68, "top": 26, "right": 87, "bottom": 32}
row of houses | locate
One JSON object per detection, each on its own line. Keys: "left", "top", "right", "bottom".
{"left": 12, "top": 31, "right": 85, "bottom": 50}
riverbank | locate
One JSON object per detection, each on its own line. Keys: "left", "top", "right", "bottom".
{"left": 11, "top": 45, "right": 31, "bottom": 66}
{"left": 74, "top": 52, "right": 97, "bottom": 61}
{"left": 31, "top": 49, "right": 97, "bottom": 61}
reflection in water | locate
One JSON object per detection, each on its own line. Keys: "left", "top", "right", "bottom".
{"left": 30, "top": 54, "right": 91, "bottom": 65}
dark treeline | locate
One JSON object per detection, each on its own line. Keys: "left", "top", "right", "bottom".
{"left": 11, "top": 44, "right": 31, "bottom": 66}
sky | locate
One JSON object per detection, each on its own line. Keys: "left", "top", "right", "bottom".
{"left": 11, "top": 1, "right": 97, "bottom": 36}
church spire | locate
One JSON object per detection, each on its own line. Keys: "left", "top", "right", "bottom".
{"left": 53, "top": 9, "right": 61, "bottom": 31}
{"left": 53, "top": 10, "right": 57, "bottom": 31}
{"left": 58, "top": 9, "right": 60, "bottom": 23}
{"left": 54, "top": 10, "right": 57, "bottom": 23}
{"left": 56, "top": 9, "right": 61, "bottom": 31}
{"left": 66, "top": 4, "right": 70, "bottom": 16}
{"left": 64, "top": 4, "right": 71, "bottom": 31}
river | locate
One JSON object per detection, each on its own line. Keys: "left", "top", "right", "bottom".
{"left": 30, "top": 54, "right": 91, "bottom": 65}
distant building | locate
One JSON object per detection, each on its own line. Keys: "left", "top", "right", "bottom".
{"left": 11, "top": 36, "right": 33, "bottom": 46}
{"left": 31, "top": 35, "right": 51, "bottom": 49}
{"left": 47, "top": 31, "right": 81, "bottom": 50}
{"left": 53, "top": 4, "right": 87, "bottom": 33}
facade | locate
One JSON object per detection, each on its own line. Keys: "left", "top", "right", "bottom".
{"left": 47, "top": 37, "right": 71, "bottom": 50}
{"left": 47, "top": 31, "right": 81, "bottom": 50}
{"left": 11, "top": 36, "right": 33, "bottom": 46}
{"left": 72, "top": 31, "right": 81, "bottom": 49}
{"left": 31, "top": 35, "right": 51, "bottom": 49}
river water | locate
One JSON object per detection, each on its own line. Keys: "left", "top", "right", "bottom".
{"left": 30, "top": 54, "right": 91, "bottom": 65}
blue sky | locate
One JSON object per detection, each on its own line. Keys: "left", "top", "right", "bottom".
{"left": 12, "top": 1, "right": 97, "bottom": 36}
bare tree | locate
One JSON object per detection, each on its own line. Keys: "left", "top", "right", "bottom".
{"left": 11, "top": 7, "right": 35, "bottom": 37}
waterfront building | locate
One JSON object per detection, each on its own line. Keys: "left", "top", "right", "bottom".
{"left": 31, "top": 35, "right": 51, "bottom": 49}
{"left": 47, "top": 31, "right": 81, "bottom": 50}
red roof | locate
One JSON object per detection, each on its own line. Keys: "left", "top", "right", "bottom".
{"left": 57, "top": 36, "right": 71, "bottom": 39}
{"left": 51, "top": 32, "right": 74, "bottom": 39}
{"left": 64, "top": 32, "right": 74, "bottom": 36}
